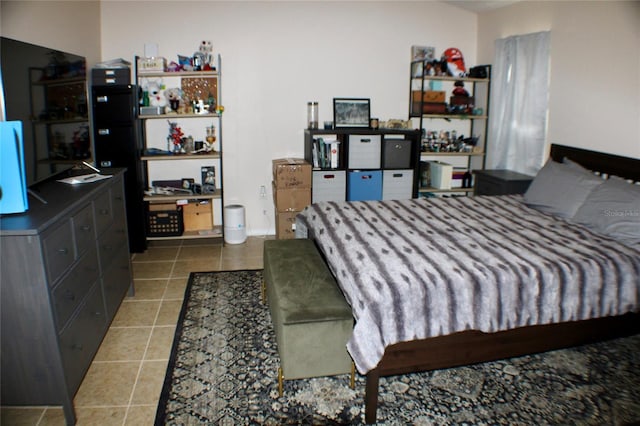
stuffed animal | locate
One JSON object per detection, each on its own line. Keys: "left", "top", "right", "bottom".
{"left": 442, "top": 47, "right": 466, "bottom": 77}
{"left": 165, "top": 87, "right": 183, "bottom": 113}
{"left": 147, "top": 80, "right": 167, "bottom": 109}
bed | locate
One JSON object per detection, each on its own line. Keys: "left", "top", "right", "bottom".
{"left": 296, "top": 144, "right": 640, "bottom": 424}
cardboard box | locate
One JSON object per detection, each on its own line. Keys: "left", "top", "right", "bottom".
{"left": 275, "top": 210, "right": 298, "bottom": 240}
{"left": 182, "top": 201, "right": 213, "bottom": 231}
{"left": 411, "top": 102, "right": 447, "bottom": 115}
{"left": 272, "top": 158, "right": 311, "bottom": 189}
{"left": 412, "top": 90, "right": 446, "bottom": 103}
{"left": 411, "top": 90, "right": 447, "bottom": 103}
{"left": 273, "top": 182, "right": 311, "bottom": 212}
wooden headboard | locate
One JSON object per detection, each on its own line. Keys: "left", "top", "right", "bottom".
{"left": 550, "top": 144, "right": 640, "bottom": 181}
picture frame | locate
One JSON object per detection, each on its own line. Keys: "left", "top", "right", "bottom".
{"left": 333, "top": 98, "right": 371, "bottom": 128}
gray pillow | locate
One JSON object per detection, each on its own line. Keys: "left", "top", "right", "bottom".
{"left": 523, "top": 160, "right": 603, "bottom": 218}
{"left": 572, "top": 176, "right": 640, "bottom": 243}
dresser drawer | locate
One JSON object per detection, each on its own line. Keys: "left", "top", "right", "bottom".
{"left": 59, "top": 284, "right": 107, "bottom": 393}
{"left": 97, "top": 222, "right": 127, "bottom": 272}
{"left": 72, "top": 204, "right": 95, "bottom": 256}
{"left": 43, "top": 220, "right": 75, "bottom": 285}
{"left": 110, "top": 184, "right": 127, "bottom": 227}
{"left": 52, "top": 249, "right": 100, "bottom": 332}
{"left": 102, "top": 247, "right": 132, "bottom": 320}
{"left": 93, "top": 190, "right": 113, "bottom": 237}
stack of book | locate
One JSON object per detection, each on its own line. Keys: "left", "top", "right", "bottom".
{"left": 311, "top": 135, "right": 340, "bottom": 169}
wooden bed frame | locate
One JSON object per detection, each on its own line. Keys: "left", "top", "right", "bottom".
{"left": 363, "top": 144, "right": 640, "bottom": 424}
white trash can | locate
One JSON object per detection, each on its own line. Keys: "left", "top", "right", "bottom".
{"left": 223, "top": 204, "right": 247, "bottom": 244}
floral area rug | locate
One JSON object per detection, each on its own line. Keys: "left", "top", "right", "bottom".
{"left": 155, "top": 270, "right": 640, "bottom": 425}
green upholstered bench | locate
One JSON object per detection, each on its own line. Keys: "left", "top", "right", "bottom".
{"left": 263, "top": 238, "right": 354, "bottom": 395}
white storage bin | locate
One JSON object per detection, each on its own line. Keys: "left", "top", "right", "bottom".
{"left": 312, "top": 171, "right": 346, "bottom": 203}
{"left": 348, "top": 134, "right": 381, "bottom": 169}
{"left": 429, "top": 161, "right": 453, "bottom": 189}
{"left": 382, "top": 170, "right": 414, "bottom": 200}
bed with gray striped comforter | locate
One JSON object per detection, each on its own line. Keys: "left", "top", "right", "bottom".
{"left": 296, "top": 195, "right": 640, "bottom": 374}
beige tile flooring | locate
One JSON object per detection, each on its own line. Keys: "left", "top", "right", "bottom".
{"left": 1, "top": 236, "right": 269, "bottom": 426}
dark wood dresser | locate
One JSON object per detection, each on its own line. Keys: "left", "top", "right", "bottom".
{"left": 474, "top": 169, "right": 534, "bottom": 196}
{"left": 0, "top": 170, "right": 133, "bottom": 425}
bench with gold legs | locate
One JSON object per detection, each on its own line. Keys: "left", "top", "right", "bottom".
{"left": 263, "top": 239, "right": 355, "bottom": 395}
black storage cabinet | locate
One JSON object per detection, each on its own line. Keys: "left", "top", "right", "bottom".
{"left": 91, "top": 83, "right": 147, "bottom": 252}
{"left": 473, "top": 169, "right": 533, "bottom": 196}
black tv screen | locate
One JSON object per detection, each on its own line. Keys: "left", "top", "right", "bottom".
{"left": 0, "top": 37, "right": 89, "bottom": 187}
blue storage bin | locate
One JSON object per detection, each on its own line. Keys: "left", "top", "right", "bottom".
{"left": 347, "top": 170, "right": 382, "bottom": 201}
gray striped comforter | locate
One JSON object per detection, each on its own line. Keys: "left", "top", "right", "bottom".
{"left": 296, "top": 195, "right": 640, "bottom": 374}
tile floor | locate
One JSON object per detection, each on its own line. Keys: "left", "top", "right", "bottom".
{"left": 1, "top": 236, "right": 269, "bottom": 426}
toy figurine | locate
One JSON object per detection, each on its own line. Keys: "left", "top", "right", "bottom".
{"left": 453, "top": 81, "right": 470, "bottom": 97}
{"left": 442, "top": 47, "right": 466, "bottom": 77}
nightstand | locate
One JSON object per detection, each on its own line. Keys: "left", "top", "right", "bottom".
{"left": 473, "top": 169, "right": 534, "bottom": 195}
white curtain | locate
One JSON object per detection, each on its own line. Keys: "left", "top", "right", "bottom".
{"left": 486, "top": 31, "right": 550, "bottom": 175}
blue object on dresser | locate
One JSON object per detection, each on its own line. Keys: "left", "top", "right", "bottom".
{"left": 0, "top": 121, "right": 28, "bottom": 214}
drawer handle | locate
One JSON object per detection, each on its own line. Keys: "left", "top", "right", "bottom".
{"left": 323, "top": 175, "right": 335, "bottom": 179}
{"left": 393, "top": 173, "right": 403, "bottom": 178}
{"left": 57, "top": 248, "right": 70, "bottom": 255}
{"left": 64, "top": 290, "right": 76, "bottom": 301}
{"left": 81, "top": 225, "right": 91, "bottom": 232}
{"left": 99, "top": 209, "right": 110, "bottom": 215}
{"left": 94, "top": 310, "right": 102, "bottom": 317}
{"left": 361, "top": 139, "right": 371, "bottom": 143}
{"left": 98, "top": 128, "right": 110, "bottom": 136}
{"left": 102, "top": 244, "right": 113, "bottom": 251}
{"left": 72, "top": 343, "right": 84, "bottom": 351}
{"left": 97, "top": 96, "right": 108, "bottom": 103}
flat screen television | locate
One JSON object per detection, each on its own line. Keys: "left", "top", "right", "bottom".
{"left": 0, "top": 36, "right": 89, "bottom": 189}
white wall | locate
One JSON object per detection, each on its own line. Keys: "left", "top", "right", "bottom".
{"left": 99, "top": 1, "right": 478, "bottom": 235}
{"left": 477, "top": 1, "right": 640, "bottom": 161}
{"left": 6, "top": 1, "right": 638, "bottom": 237}
{"left": 0, "top": 1, "right": 101, "bottom": 66}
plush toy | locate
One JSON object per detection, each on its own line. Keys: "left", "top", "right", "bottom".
{"left": 167, "top": 61, "right": 183, "bottom": 72}
{"left": 442, "top": 47, "right": 466, "bottom": 77}
{"left": 147, "top": 80, "right": 167, "bottom": 109}
{"left": 164, "top": 87, "right": 183, "bottom": 113}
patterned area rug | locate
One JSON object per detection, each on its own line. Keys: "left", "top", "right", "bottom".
{"left": 155, "top": 270, "right": 640, "bottom": 425}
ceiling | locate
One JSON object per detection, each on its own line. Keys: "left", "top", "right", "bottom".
{"left": 441, "top": 0, "right": 521, "bottom": 13}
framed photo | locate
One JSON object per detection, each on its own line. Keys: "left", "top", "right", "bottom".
{"left": 411, "top": 45, "right": 435, "bottom": 62}
{"left": 333, "top": 98, "right": 371, "bottom": 128}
